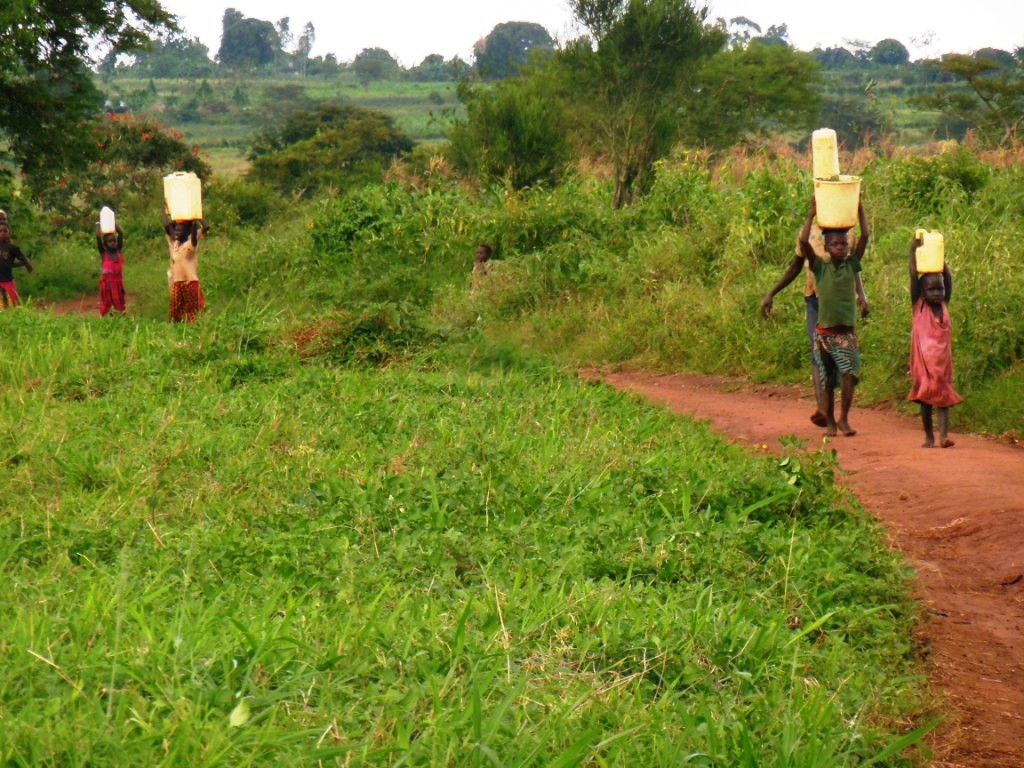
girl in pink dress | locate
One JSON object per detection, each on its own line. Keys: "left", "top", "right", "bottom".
{"left": 908, "top": 236, "right": 962, "bottom": 448}
{"left": 96, "top": 221, "right": 126, "bottom": 315}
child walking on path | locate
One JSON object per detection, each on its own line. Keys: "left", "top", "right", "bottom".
{"left": 163, "top": 208, "right": 209, "bottom": 323}
{"left": 799, "top": 197, "right": 869, "bottom": 437}
{"left": 0, "top": 217, "right": 33, "bottom": 308}
{"left": 761, "top": 222, "right": 869, "bottom": 428}
{"left": 96, "top": 220, "right": 126, "bottom": 316}
{"left": 908, "top": 235, "right": 961, "bottom": 447}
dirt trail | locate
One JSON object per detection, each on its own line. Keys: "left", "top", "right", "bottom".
{"left": 596, "top": 370, "right": 1023, "bottom": 768}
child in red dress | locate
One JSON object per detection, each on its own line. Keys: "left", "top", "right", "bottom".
{"left": 96, "top": 221, "right": 126, "bottom": 316}
{"left": 908, "top": 235, "right": 962, "bottom": 448}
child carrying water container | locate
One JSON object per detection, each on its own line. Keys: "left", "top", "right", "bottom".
{"left": 798, "top": 196, "right": 869, "bottom": 437}
{"left": 0, "top": 214, "right": 33, "bottom": 308}
{"left": 162, "top": 205, "right": 209, "bottom": 323}
{"left": 96, "top": 214, "right": 126, "bottom": 316}
{"left": 908, "top": 235, "right": 961, "bottom": 448}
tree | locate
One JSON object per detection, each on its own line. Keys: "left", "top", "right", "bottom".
{"left": 351, "top": 48, "right": 401, "bottom": 87}
{"left": 295, "top": 22, "right": 316, "bottom": 76}
{"left": 446, "top": 77, "right": 571, "bottom": 188}
{"left": 681, "top": 42, "right": 821, "bottom": 148}
{"left": 247, "top": 103, "right": 413, "bottom": 197}
{"left": 121, "top": 32, "right": 215, "bottom": 78}
{"left": 559, "top": 0, "right": 726, "bottom": 207}
{"left": 217, "top": 9, "right": 281, "bottom": 69}
{"left": 0, "top": 0, "right": 173, "bottom": 176}
{"left": 28, "top": 112, "right": 210, "bottom": 221}
{"left": 870, "top": 39, "right": 910, "bottom": 66}
{"left": 913, "top": 54, "right": 1024, "bottom": 147}
{"left": 474, "top": 21, "right": 555, "bottom": 80}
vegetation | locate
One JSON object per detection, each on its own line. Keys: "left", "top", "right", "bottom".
{"left": 5, "top": 2, "right": 1024, "bottom": 765}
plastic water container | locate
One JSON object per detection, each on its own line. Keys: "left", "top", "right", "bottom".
{"left": 915, "top": 229, "right": 945, "bottom": 273}
{"left": 99, "top": 206, "right": 116, "bottom": 234}
{"left": 163, "top": 172, "right": 202, "bottom": 221}
{"left": 811, "top": 128, "right": 840, "bottom": 179}
{"left": 814, "top": 175, "right": 861, "bottom": 229}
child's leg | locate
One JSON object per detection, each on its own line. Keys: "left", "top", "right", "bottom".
{"left": 938, "top": 406, "right": 954, "bottom": 448}
{"left": 920, "top": 403, "right": 935, "bottom": 447}
{"left": 837, "top": 373, "right": 856, "bottom": 436}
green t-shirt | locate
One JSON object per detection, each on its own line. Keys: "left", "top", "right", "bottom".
{"left": 811, "top": 257, "right": 860, "bottom": 328}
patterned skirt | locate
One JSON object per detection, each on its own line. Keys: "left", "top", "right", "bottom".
{"left": 170, "top": 280, "right": 205, "bottom": 323}
{"left": 814, "top": 328, "right": 861, "bottom": 389}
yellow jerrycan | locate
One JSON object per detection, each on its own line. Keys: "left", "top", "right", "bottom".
{"left": 163, "top": 172, "right": 203, "bottom": 221}
{"left": 915, "top": 229, "right": 944, "bottom": 273}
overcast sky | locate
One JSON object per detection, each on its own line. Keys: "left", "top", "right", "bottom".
{"left": 157, "top": 0, "right": 1024, "bottom": 66}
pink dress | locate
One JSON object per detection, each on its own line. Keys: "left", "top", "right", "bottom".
{"left": 908, "top": 298, "right": 962, "bottom": 407}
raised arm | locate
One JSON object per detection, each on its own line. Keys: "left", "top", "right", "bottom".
{"left": 909, "top": 236, "right": 922, "bottom": 304}
{"left": 852, "top": 200, "right": 869, "bottom": 261}
{"left": 943, "top": 262, "right": 953, "bottom": 302}
{"left": 760, "top": 255, "right": 803, "bottom": 319}
{"left": 797, "top": 198, "right": 818, "bottom": 266}
{"left": 115, "top": 223, "right": 124, "bottom": 251}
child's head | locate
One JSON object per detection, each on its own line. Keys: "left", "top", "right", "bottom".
{"left": 920, "top": 273, "right": 946, "bottom": 306}
{"left": 822, "top": 229, "right": 851, "bottom": 261}
{"left": 0, "top": 223, "right": 10, "bottom": 242}
{"left": 102, "top": 232, "right": 119, "bottom": 250}
{"left": 475, "top": 243, "right": 492, "bottom": 264}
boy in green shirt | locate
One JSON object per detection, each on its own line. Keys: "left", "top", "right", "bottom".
{"left": 799, "top": 197, "right": 869, "bottom": 437}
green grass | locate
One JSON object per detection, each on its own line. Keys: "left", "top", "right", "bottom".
{"left": 0, "top": 302, "right": 930, "bottom": 766}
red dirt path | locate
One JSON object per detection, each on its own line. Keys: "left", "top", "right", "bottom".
{"left": 595, "top": 370, "right": 1023, "bottom": 768}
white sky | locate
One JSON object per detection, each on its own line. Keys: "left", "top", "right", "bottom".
{"left": 157, "top": 0, "right": 1024, "bottom": 66}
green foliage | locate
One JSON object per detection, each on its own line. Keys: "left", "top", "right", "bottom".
{"left": 217, "top": 8, "right": 281, "bottom": 69}
{"left": 473, "top": 21, "right": 555, "bottom": 80}
{"left": 447, "top": 78, "right": 571, "bottom": 189}
{"left": 25, "top": 112, "right": 211, "bottom": 225}
{"left": 0, "top": 0, "right": 174, "bottom": 176}
{"left": 246, "top": 102, "right": 413, "bottom": 198}
{"left": 874, "top": 145, "right": 991, "bottom": 216}
{"left": 911, "top": 54, "right": 1024, "bottom": 147}
{"left": 351, "top": 47, "right": 401, "bottom": 87}
{"left": 0, "top": 304, "right": 926, "bottom": 766}
{"left": 118, "top": 32, "right": 215, "bottom": 78}
{"left": 561, "top": 0, "right": 727, "bottom": 207}
{"left": 682, "top": 42, "right": 822, "bottom": 149}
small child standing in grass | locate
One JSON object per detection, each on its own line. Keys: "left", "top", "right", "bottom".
{"left": 908, "top": 235, "right": 961, "bottom": 448}
{"left": 0, "top": 214, "right": 33, "bottom": 308}
{"left": 162, "top": 207, "right": 209, "bottom": 323}
{"left": 799, "top": 196, "right": 869, "bottom": 437}
{"left": 96, "top": 218, "right": 126, "bottom": 316}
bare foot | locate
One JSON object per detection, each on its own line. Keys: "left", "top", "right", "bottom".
{"left": 838, "top": 421, "right": 856, "bottom": 437}
{"left": 810, "top": 410, "right": 827, "bottom": 427}
{"left": 922, "top": 440, "right": 936, "bottom": 448}
{"left": 941, "top": 439, "right": 955, "bottom": 448}
{"left": 825, "top": 425, "right": 838, "bottom": 437}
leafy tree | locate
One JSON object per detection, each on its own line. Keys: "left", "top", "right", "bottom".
{"left": 0, "top": 0, "right": 173, "bottom": 176}
{"left": 913, "top": 54, "right": 1024, "bottom": 147}
{"left": 352, "top": 48, "right": 401, "bottom": 87}
{"left": 247, "top": 103, "right": 413, "bottom": 197}
{"left": 122, "top": 33, "right": 215, "bottom": 78}
{"left": 974, "top": 48, "right": 1016, "bottom": 67}
{"left": 559, "top": 0, "right": 726, "bottom": 207}
{"left": 870, "top": 39, "right": 910, "bottom": 66}
{"left": 295, "top": 22, "right": 316, "bottom": 76}
{"left": 446, "top": 77, "right": 571, "bottom": 188}
{"left": 681, "top": 42, "right": 821, "bottom": 148}
{"left": 474, "top": 21, "right": 555, "bottom": 80}
{"left": 812, "top": 46, "right": 858, "bottom": 69}
{"left": 720, "top": 16, "right": 762, "bottom": 49}
{"left": 751, "top": 23, "right": 790, "bottom": 48}
{"left": 28, "top": 112, "right": 210, "bottom": 221}
{"left": 217, "top": 9, "right": 281, "bottom": 69}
